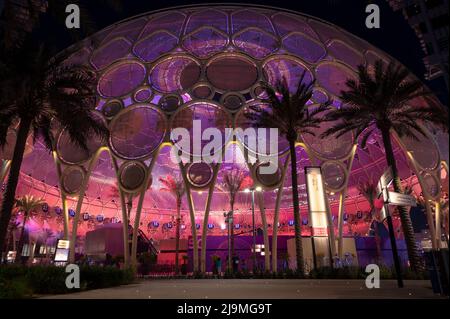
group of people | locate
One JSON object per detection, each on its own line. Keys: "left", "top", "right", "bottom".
{"left": 332, "top": 253, "right": 355, "bottom": 268}
{"left": 213, "top": 255, "right": 248, "bottom": 274}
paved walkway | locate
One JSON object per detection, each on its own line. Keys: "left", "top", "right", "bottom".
{"left": 41, "top": 279, "right": 442, "bottom": 299}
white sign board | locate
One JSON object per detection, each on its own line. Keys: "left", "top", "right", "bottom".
{"left": 54, "top": 239, "right": 70, "bottom": 262}
{"left": 388, "top": 191, "right": 417, "bottom": 207}
{"left": 6, "top": 251, "right": 16, "bottom": 262}
{"left": 305, "top": 167, "right": 329, "bottom": 237}
{"left": 378, "top": 167, "right": 393, "bottom": 196}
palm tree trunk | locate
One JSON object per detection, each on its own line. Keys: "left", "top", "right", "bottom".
{"left": 373, "top": 219, "right": 382, "bottom": 263}
{"left": 288, "top": 138, "right": 304, "bottom": 275}
{"left": 271, "top": 156, "right": 290, "bottom": 273}
{"left": 185, "top": 189, "right": 198, "bottom": 273}
{"left": 230, "top": 200, "right": 235, "bottom": 268}
{"left": 381, "top": 129, "right": 424, "bottom": 271}
{"left": 201, "top": 166, "right": 219, "bottom": 273}
{"left": 0, "top": 117, "right": 31, "bottom": 255}
{"left": 28, "top": 240, "right": 36, "bottom": 265}
{"left": 127, "top": 194, "right": 133, "bottom": 221}
{"left": 15, "top": 211, "right": 29, "bottom": 263}
{"left": 45, "top": 238, "right": 50, "bottom": 261}
{"left": 368, "top": 206, "right": 382, "bottom": 263}
{"left": 271, "top": 186, "right": 283, "bottom": 273}
{"left": 12, "top": 232, "right": 16, "bottom": 251}
{"left": 4, "top": 232, "right": 11, "bottom": 256}
{"left": 175, "top": 200, "right": 181, "bottom": 275}
{"left": 257, "top": 192, "right": 271, "bottom": 272}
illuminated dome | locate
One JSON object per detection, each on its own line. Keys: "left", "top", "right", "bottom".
{"left": 8, "top": 5, "right": 448, "bottom": 241}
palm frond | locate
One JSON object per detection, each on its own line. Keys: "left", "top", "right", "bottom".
{"left": 322, "top": 59, "right": 446, "bottom": 149}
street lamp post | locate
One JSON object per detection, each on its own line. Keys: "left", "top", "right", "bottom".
{"left": 245, "top": 186, "right": 262, "bottom": 273}
{"left": 224, "top": 211, "right": 233, "bottom": 272}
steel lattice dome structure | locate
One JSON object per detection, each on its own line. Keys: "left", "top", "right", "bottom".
{"left": 2, "top": 5, "right": 448, "bottom": 252}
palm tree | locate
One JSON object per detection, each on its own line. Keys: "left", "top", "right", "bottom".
{"left": 4, "top": 213, "right": 20, "bottom": 254}
{"left": 245, "top": 75, "right": 330, "bottom": 275}
{"left": 109, "top": 181, "right": 135, "bottom": 221}
{"left": 358, "top": 180, "right": 382, "bottom": 261}
{"left": 40, "top": 228, "right": 55, "bottom": 262}
{"left": 217, "top": 168, "right": 247, "bottom": 272}
{"left": 14, "top": 195, "right": 44, "bottom": 263}
{"left": 321, "top": 60, "right": 448, "bottom": 271}
{"left": 0, "top": 36, "right": 108, "bottom": 255}
{"left": 159, "top": 175, "right": 185, "bottom": 275}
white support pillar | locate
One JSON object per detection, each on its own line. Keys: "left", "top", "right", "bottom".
{"left": 271, "top": 155, "right": 290, "bottom": 273}
{"left": 179, "top": 161, "right": 199, "bottom": 273}
{"left": 131, "top": 147, "right": 161, "bottom": 270}
{"left": 69, "top": 148, "right": 105, "bottom": 263}
{"left": 200, "top": 163, "right": 220, "bottom": 273}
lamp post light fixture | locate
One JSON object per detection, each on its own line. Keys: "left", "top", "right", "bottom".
{"left": 245, "top": 186, "right": 262, "bottom": 273}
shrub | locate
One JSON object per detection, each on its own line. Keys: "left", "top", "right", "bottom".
{"left": 0, "top": 264, "right": 27, "bottom": 279}
{"left": 0, "top": 277, "right": 32, "bottom": 299}
{"left": 378, "top": 265, "right": 395, "bottom": 279}
{"left": 80, "top": 266, "right": 134, "bottom": 289}
{"left": 0, "top": 264, "right": 134, "bottom": 299}
{"left": 309, "top": 266, "right": 364, "bottom": 279}
{"left": 138, "top": 253, "right": 157, "bottom": 275}
{"left": 26, "top": 266, "right": 68, "bottom": 294}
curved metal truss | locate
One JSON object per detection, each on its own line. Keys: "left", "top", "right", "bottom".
{"left": 1, "top": 5, "right": 448, "bottom": 271}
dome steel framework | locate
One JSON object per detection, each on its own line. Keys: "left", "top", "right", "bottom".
{"left": 1, "top": 4, "right": 448, "bottom": 271}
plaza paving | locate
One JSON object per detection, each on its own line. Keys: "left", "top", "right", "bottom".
{"left": 41, "top": 279, "right": 443, "bottom": 299}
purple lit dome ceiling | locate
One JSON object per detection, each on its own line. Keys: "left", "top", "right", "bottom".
{"left": 10, "top": 5, "right": 448, "bottom": 237}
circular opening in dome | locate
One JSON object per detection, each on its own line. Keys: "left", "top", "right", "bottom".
{"left": 401, "top": 132, "right": 440, "bottom": 171}
{"left": 134, "top": 87, "right": 152, "bottom": 102}
{"left": 119, "top": 161, "right": 147, "bottom": 192}
{"left": 160, "top": 95, "right": 181, "bottom": 112}
{"left": 206, "top": 56, "right": 258, "bottom": 92}
{"left": 422, "top": 173, "right": 440, "bottom": 198}
{"left": 192, "top": 85, "right": 212, "bottom": 99}
{"left": 252, "top": 85, "right": 267, "bottom": 99}
{"left": 62, "top": 166, "right": 85, "bottom": 195}
{"left": 322, "top": 161, "right": 346, "bottom": 190}
{"left": 255, "top": 162, "right": 281, "bottom": 188}
{"left": 102, "top": 100, "right": 123, "bottom": 118}
{"left": 187, "top": 162, "right": 213, "bottom": 188}
{"left": 221, "top": 93, "right": 244, "bottom": 111}
{"left": 312, "top": 89, "right": 329, "bottom": 104}
{"left": 109, "top": 105, "right": 166, "bottom": 159}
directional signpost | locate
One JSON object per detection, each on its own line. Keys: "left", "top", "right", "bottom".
{"left": 378, "top": 167, "right": 404, "bottom": 288}
{"left": 388, "top": 191, "right": 417, "bottom": 207}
